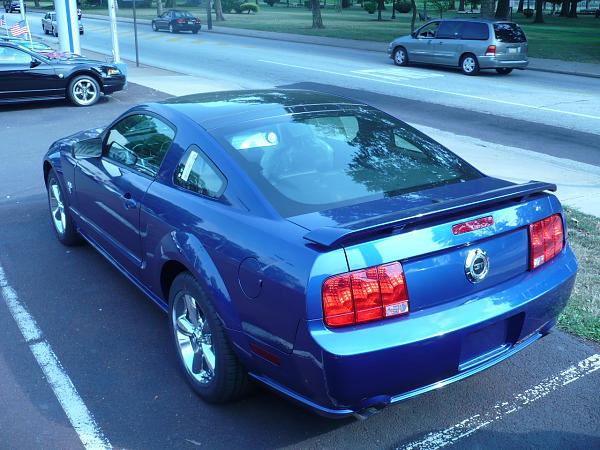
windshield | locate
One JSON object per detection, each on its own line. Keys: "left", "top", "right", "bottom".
{"left": 214, "top": 108, "right": 481, "bottom": 217}
{"left": 494, "top": 23, "right": 527, "bottom": 43}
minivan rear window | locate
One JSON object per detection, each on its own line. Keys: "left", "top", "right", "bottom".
{"left": 494, "top": 23, "right": 527, "bottom": 43}
{"left": 461, "top": 22, "right": 489, "bottom": 40}
{"left": 213, "top": 108, "right": 481, "bottom": 217}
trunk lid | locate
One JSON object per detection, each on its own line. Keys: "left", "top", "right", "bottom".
{"left": 293, "top": 178, "right": 558, "bottom": 312}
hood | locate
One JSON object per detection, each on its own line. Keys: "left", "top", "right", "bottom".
{"left": 287, "top": 176, "right": 514, "bottom": 231}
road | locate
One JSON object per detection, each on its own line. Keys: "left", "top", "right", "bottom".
{"left": 1, "top": 10, "right": 600, "bottom": 450}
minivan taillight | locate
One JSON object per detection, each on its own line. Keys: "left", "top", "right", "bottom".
{"left": 322, "top": 262, "right": 409, "bottom": 327}
{"left": 485, "top": 45, "right": 496, "bottom": 56}
{"left": 529, "top": 214, "right": 564, "bottom": 270}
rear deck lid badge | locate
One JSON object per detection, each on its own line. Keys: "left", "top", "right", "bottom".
{"left": 465, "top": 249, "right": 489, "bottom": 283}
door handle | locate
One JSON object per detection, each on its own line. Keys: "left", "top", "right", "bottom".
{"left": 122, "top": 193, "right": 137, "bottom": 209}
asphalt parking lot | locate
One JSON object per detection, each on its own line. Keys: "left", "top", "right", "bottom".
{"left": 1, "top": 85, "right": 599, "bottom": 450}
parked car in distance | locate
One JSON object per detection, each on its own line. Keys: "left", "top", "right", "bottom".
{"left": 4, "top": 0, "right": 25, "bottom": 13}
{"left": 1, "top": 36, "right": 56, "bottom": 55}
{"left": 42, "top": 11, "right": 84, "bottom": 37}
{"left": 388, "top": 19, "right": 528, "bottom": 75}
{"left": 42, "top": 90, "right": 577, "bottom": 418}
{"left": 0, "top": 41, "right": 125, "bottom": 106}
{"left": 151, "top": 10, "right": 201, "bottom": 34}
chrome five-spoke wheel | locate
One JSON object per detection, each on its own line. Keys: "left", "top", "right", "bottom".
{"left": 173, "top": 293, "right": 216, "bottom": 384}
{"left": 49, "top": 179, "right": 66, "bottom": 235}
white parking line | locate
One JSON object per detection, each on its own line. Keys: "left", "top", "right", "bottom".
{"left": 0, "top": 264, "right": 112, "bottom": 450}
{"left": 353, "top": 67, "right": 444, "bottom": 81}
{"left": 258, "top": 60, "right": 600, "bottom": 121}
{"left": 400, "top": 353, "right": 600, "bottom": 450}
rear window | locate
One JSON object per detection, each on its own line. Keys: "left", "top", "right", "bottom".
{"left": 461, "top": 22, "right": 489, "bottom": 40}
{"left": 213, "top": 108, "right": 481, "bottom": 217}
{"left": 173, "top": 11, "right": 194, "bottom": 18}
{"left": 494, "top": 23, "right": 527, "bottom": 43}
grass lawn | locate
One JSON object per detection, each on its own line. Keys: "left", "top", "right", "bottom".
{"left": 75, "top": 2, "right": 600, "bottom": 63}
{"left": 559, "top": 208, "right": 600, "bottom": 342}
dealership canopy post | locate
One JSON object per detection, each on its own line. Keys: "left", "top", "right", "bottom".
{"left": 55, "top": 0, "right": 80, "bottom": 54}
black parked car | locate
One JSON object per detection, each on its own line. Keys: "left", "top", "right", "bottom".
{"left": 0, "top": 42, "right": 126, "bottom": 106}
{"left": 151, "top": 10, "right": 201, "bottom": 34}
{"left": 4, "top": 0, "right": 25, "bottom": 12}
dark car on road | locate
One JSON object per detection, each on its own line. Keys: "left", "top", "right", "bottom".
{"left": 4, "top": 0, "right": 25, "bottom": 12}
{"left": 42, "top": 90, "right": 577, "bottom": 417}
{"left": 388, "top": 19, "right": 528, "bottom": 75}
{"left": 151, "top": 10, "right": 201, "bottom": 34}
{"left": 0, "top": 42, "right": 125, "bottom": 106}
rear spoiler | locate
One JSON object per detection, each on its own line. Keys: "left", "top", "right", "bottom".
{"left": 303, "top": 181, "right": 557, "bottom": 248}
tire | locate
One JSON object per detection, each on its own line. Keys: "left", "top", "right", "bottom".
{"left": 192, "top": 27, "right": 199, "bottom": 34}
{"left": 169, "top": 272, "right": 249, "bottom": 403}
{"left": 393, "top": 46, "right": 408, "bottom": 67}
{"left": 461, "top": 54, "right": 480, "bottom": 76}
{"left": 44, "top": 26, "right": 49, "bottom": 35}
{"left": 68, "top": 75, "right": 101, "bottom": 107}
{"left": 152, "top": 21, "right": 158, "bottom": 31}
{"left": 52, "top": 27, "right": 58, "bottom": 37}
{"left": 496, "top": 68, "right": 513, "bottom": 75}
{"left": 46, "top": 169, "right": 81, "bottom": 246}
{"left": 169, "top": 23, "right": 177, "bottom": 33}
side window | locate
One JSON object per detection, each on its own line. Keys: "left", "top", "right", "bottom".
{"left": 105, "top": 114, "right": 175, "bottom": 177}
{"left": 436, "top": 21, "right": 463, "bottom": 39}
{"left": 174, "top": 145, "right": 226, "bottom": 198}
{"left": 0, "top": 47, "right": 31, "bottom": 65}
{"left": 417, "top": 21, "right": 440, "bottom": 38}
{"left": 461, "top": 22, "right": 490, "bottom": 40}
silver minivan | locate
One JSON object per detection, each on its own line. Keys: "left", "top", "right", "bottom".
{"left": 387, "top": 19, "right": 528, "bottom": 75}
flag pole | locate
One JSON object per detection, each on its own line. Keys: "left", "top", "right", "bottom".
{"left": 25, "top": 17, "right": 32, "bottom": 44}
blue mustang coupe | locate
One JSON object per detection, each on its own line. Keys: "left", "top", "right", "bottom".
{"left": 43, "top": 90, "right": 577, "bottom": 418}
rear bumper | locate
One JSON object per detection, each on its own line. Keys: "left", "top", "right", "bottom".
{"left": 277, "top": 246, "right": 577, "bottom": 417}
{"left": 478, "top": 56, "right": 529, "bottom": 69}
{"left": 174, "top": 23, "right": 200, "bottom": 31}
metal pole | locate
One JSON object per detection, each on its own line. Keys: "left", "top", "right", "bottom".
{"left": 107, "top": 0, "right": 121, "bottom": 63}
{"left": 55, "top": 0, "right": 81, "bottom": 54}
{"left": 132, "top": 0, "right": 140, "bottom": 67}
{"left": 206, "top": 0, "right": 213, "bottom": 30}
{"left": 18, "top": 0, "right": 25, "bottom": 20}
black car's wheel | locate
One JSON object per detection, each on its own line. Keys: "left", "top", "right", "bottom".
{"left": 169, "top": 23, "right": 177, "bottom": 33}
{"left": 192, "top": 27, "right": 199, "bottom": 34}
{"left": 169, "top": 272, "right": 249, "bottom": 403}
{"left": 393, "top": 47, "right": 408, "bottom": 66}
{"left": 68, "top": 75, "right": 101, "bottom": 107}
{"left": 52, "top": 27, "right": 58, "bottom": 37}
{"left": 46, "top": 169, "right": 81, "bottom": 246}
{"left": 461, "top": 54, "right": 480, "bottom": 76}
{"left": 496, "top": 68, "right": 513, "bottom": 75}
{"left": 152, "top": 21, "right": 158, "bottom": 31}
{"left": 44, "top": 26, "right": 49, "bottom": 34}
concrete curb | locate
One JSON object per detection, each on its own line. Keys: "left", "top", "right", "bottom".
{"left": 31, "top": 8, "right": 600, "bottom": 79}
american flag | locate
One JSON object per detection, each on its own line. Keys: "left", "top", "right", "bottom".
{"left": 10, "top": 20, "right": 29, "bottom": 37}
{"left": 0, "top": 14, "right": 6, "bottom": 27}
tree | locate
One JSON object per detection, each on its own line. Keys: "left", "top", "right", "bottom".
{"left": 377, "top": 0, "right": 385, "bottom": 20}
{"left": 533, "top": 0, "right": 544, "bottom": 22}
{"left": 559, "top": 0, "right": 569, "bottom": 15}
{"left": 410, "top": 0, "right": 417, "bottom": 30}
{"left": 310, "top": 0, "right": 324, "bottom": 28}
{"left": 156, "top": 0, "right": 164, "bottom": 16}
{"left": 431, "top": 0, "right": 449, "bottom": 16}
{"left": 517, "top": 0, "right": 524, "bottom": 11}
{"left": 480, "top": 0, "right": 494, "bottom": 18}
{"left": 214, "top": 0, "right": 225, "bottom": 20}
{"left": 458, "top": 0, "right": 465, "bottom": 10}
{"left": 568, "top": 0, "right": 577, "bottom": 17}
{"left": 495, "top": 0, "right": 509, "bottom": 17}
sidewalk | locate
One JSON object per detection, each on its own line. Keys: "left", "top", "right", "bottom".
{"left": 79, "top": 12, "right": 600, "bottom": 79}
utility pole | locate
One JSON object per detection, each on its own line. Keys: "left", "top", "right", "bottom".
{"left": 206, "top": 0, "right": 213, "bottom": 30}
{"left": 107, "top": 0, "right": 121, "bottom": 63}
{"left": 55, "top": 0, "right": 81, "bottom": 54}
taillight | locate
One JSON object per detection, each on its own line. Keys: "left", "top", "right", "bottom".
{"left": 176, "top": 19, "right": 185, "bottom": 23}
{"left": 485, "top": 45, "right": 496, "bottom": 56}
{"left": 529, "top": 214, "right": 564, "bottom": 270}
{"left": 322, "top": 262, "right": 409, "bottom": 328}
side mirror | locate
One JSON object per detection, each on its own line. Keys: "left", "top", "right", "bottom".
{"left": 30, "top": 58, "right": 42, "bottom": 68}
{"left": 72, "top": 137, "right": 103, "bottom": 159}
{"left": 411, "top": 31, "right": 417, "bottom": 38}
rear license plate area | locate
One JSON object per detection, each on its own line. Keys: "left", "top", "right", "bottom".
{"left": 508, "top": 47, "right": 518, "bottom": 54}
{"left": 459, "top": 314, "right": 523, "bottom": 371}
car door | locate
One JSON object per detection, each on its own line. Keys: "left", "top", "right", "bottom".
{"left": 73, "top": 113, "right": 176, "bottom": 277}
{"left": 158, "top": 11, "right": 170, "bottom": 29}
{"left": 409, "top": 21, "right": 440, "bottom": 63}
{"left": 431, "top": 21, "right": 464, "bottom": 66}
{"left": 0, "top": 46, "right": 60, "bottom": 100}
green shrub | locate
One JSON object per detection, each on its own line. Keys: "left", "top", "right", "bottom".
{"left": 363, "top": 0, "right": 377, "bottom": 13}
{"left": 394, "top": 0, "right": 411, "bottom": 12}
{"left": 221, "top": 0, "right": 241, "bottom": 12}
{"left": 239, "top": 2, "right": 259, "bottom": 12}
